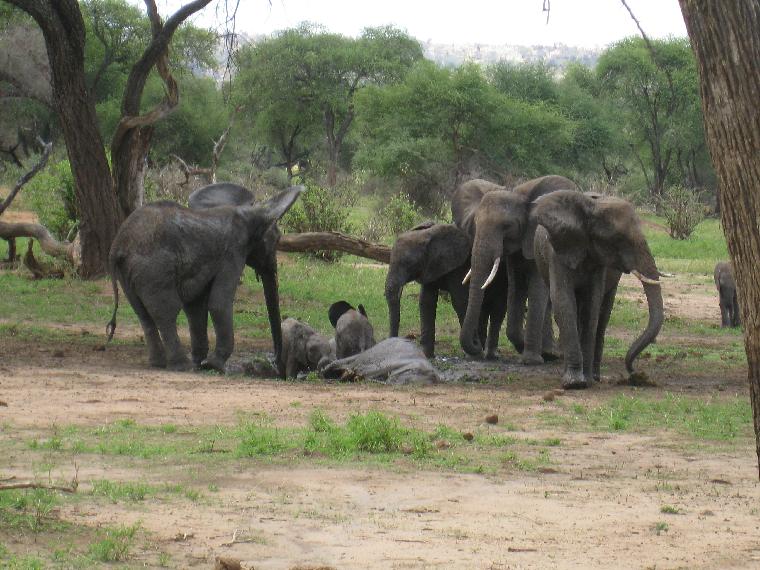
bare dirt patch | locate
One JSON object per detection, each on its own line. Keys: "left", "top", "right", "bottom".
{"left": 1, "top": 330, "right": 757, "bottom": 569}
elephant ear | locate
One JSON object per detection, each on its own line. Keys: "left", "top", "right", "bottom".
{"left": 420, "top": 225, "right": 471, "bottom": 282}
{"left": 358, "top": 304, "right": 368, "bottom": 318}
{"left": 329, "top": 300, "right": 354, "bottom": 328}
{"left": 256, "top": 185, "right": 304, "bottom": 224}
{"left": 531, "top": 190, "right": 593, "bottom": 270}
{"left": 188, "top": 183, "right": 254, "bottom": 209}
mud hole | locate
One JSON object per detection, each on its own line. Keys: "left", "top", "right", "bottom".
{"left": 1, "top": 270, "right": 758, "bottom": 569}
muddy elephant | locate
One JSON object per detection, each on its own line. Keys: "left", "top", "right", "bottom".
{"left": 532, "top": 191, "right": 664, "bottom": 388}
{"left": 281, "top": 317, "right": 335, "bottom": 378}
{"left": 714, "top": 261, "right": 740, "bottom": 328}
{"left": 384, "top": 221, "right": 507, "bottom": 358}
{"left": 328, "top": 301, "right": 376, "bottom": 358}
{"left": 456, "top": 176, "right": 576, "bottom": 363}
{"left": 321, "top": 337, "right": 440, "bottom": 385}
{"left": 106, "top": 184, "right": 302, "bottom": 373}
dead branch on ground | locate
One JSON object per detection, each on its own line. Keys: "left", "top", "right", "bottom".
{"left": 277, "top": 231, "right": 391, "bottom": 264}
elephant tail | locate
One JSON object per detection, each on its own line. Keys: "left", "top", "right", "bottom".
{"left": 105, "top": 262, "right": 120, "bottom": 343}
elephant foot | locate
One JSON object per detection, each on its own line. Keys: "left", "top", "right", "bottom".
{"left": 200, "top": 354, "right": 228, "bottom": 374}
{"left": 541, "top": 350, "right": 562, "bottom": 362}
{"left": 520, "top": 351, "right": 544, "bottom": 366}
{"left": 149, "top": 357, "right": 167, "bottom": 368}
{"left": 562, "top": 370, "right": 589, "bottom": 390}
{"left": 485, "top": 350, "right": 499, "bottom": 360}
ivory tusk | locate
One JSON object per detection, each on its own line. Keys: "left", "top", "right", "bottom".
{"left": 658, "top": 271, "right": 675, "bottom": 278}
{"left": 481, "top": 257, "right": 501, "bottom": 290}
{"left": 462, "top": 268, "right": 472, "bottom": 285}
{"left": 632, "top": 269, "right": 661, "bottom": 285}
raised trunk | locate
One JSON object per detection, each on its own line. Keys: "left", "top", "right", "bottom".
{"left": 679, "top": 0, "right": 760, "bottom": 476}
{"left": 261, "top": 270, "right": 284, "bottom": 377}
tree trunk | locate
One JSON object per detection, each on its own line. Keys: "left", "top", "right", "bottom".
{"left": 8, "top": 0, "right": 124, "bottom": 278}
{"left": 678, "top": 0, "right": 760, "bottom": 476}
{"left": 276, "top": 231, "right": 391, "bottom": 263}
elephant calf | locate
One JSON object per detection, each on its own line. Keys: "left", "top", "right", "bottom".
{"left": 280, "top": 318, "right": 335, "bottom": 378}
{"left": 714, "top": 261, "right": 740, "bottom": 328}
{"left": 328, "top": 301, "right": 376, "bottom": 359}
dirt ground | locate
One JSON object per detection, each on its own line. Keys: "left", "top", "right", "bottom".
{"left": 1, "top": 263, "right": 759, "bottom": 569}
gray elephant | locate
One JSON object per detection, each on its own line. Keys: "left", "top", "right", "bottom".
{"left": 329, "top": 301, "right": 376, "bottom": 358}
{"left": 532, "top": 191, "right": 664, "bottom": 389}
{"left": 384, "top": 221, "right": 507, "bottom": 358}
{"left": 321, "top": 337, "right": 440, "bottom": 385}
{"left": 714, "top": 261, "right": 740, "bottom": 328}
{"left": 455, "top": 176, "right": 576, "bottom": 363}
{"left": 281, "top": 317, "right": 335, "bottom": 378}
{"left": 106, "top": 185, "right": 302, "bottom": 373}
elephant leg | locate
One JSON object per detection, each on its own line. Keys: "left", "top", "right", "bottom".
{"left": 419, "top": 284, "right": 438, "bottom": 358}
{"left": 549, "top": 267, "right": 585, "bottom": 389}
{"left": 593, "top": 281, "right": 618, "bottom": 382}
{"left": 520, "top": 268, "right": 548, "bottom": 365}
{"left": 719, "top": 289, "right": 731, "bottom": 327}
{"left": 506, "top": 262, "right": 527, "bottom": 354}
{"left": 731, "top": 292, "right": 741, "bottom": 327}
{"left": 184, "top": 295, "right": 210, "bottom": 368}
{"left": 122, "top": 285, "right": 166, "bottom": 368}
{"left": 577, "top": 269, "right": 605, "bottom": 382}
{"left": 203, "top": 279, "right": 237, "bottom": 373}
{"left": 144, "top": 292, "right": 188, "bottom": 371}
{"left": 385, "top": 271, "right": 408, "bottom": 338}
{"left": 484, "top": 291, "right": 508, "bottom": 360}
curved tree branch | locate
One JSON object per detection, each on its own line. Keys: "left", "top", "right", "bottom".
{"left": 277, "top": 232, "right": 391, "bottom": 264}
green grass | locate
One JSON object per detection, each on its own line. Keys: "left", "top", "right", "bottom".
{"left": 0, "top": 488, "right": 62, "bottom": 533}
{"left": 87, "top": 523, "right": 139, "bottom": 562}
{"left": 540, "top": 393, "right": 753, "bottom": 440}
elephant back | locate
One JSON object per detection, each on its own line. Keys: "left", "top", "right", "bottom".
{"left": 512, "top": 175, "right": 578, "bottom": 203}
{"left": 451, "top": 179, "right": 505, "bottom": 240}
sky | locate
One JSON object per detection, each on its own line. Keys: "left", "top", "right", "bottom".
{"left": 159, "top": 0, "right": 688, "bottom": 48}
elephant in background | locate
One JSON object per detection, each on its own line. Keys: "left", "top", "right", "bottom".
{"left": 384, "top": 221, "right": 507, "bottom": 358}
{"left": 281, "top": 317, "right": 335, "bottom": 378}
{"left": 329, "top": 301, "right": 376, "bottom": 358}
{"left": 532, "top": 191, "right": 664, "bottom": 388}
{"left": 185, "top": 183, "right": 301, "bottom": 376}
{"left": 456, "top": 176, "right": 576, "bottom": 363}
{"left": 107, "top": 184, "right": 303, "bottom": 373}
{"left": 714, "top": 261, "right": 740, "bottom": 328}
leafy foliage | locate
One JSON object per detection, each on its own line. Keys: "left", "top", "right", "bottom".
{"left": 23, "top": 158, "right": 78, "bottom": 240}
{"left": 658, "top": 184, "right": 706, "bottom": 239}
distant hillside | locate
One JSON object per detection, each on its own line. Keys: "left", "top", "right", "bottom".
{"left": 422, "top": 41, "right": 601, "bottom": 69}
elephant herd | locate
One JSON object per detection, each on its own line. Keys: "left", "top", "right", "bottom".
{"left": 387, "top": 176, "right": 664, "bottom": 389}
{"left": 105, "top": 176, "right": 670, "bottom": 389}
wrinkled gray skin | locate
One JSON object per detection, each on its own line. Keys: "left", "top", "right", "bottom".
{"left": 321, "top": 337, "right": 440, "bottom": 385}
{"left": 107, "top": 185, "right": 302, "bottom": 373}
{"left": 385, "top": 221, "right": 507, "bottom": 358}
{"left": 456, "top": 176, "right": 575, "bottom": 363}
{"left": 329, "top": 301, "right": 376, "bottom": 359}
{"left": 714, "top": 261, "right": 740, "bottom": 328}
{"left": 280, "top": 317, "right": 335, "bottom": 378}
{"left": 532, "top": 191, "right": 664, "bottom": 389}
{"left": 187, "top": 183, "right": 297, "bottom": 377}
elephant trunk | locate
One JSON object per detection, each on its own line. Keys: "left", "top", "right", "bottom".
{"left": 625, "top": 250, "right": 664, "bottom": 373}
{"left": 261, "top": 269, "right": 285, "bottom": 377}
{"left": 460, "top": 239, "right": 501, "bottom": 356}
{"left": 385, "top": 274, "right": 404, "bottom": 338}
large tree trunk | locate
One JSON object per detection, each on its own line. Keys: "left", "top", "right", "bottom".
{"left": 7, "top": 0, "right": 124, "bottom": 278}
{"left": 678, "top": 0, "right": 760, "bottom": 476}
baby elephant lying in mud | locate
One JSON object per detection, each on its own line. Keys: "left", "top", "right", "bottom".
{"left": 321, "top": 337, "right": 440, "bottom": 385}
{"left": 280, "top": 318, "right": 335, "bottom": 378}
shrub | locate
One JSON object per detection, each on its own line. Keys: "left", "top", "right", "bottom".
{"left": 281, "top": 181, "right": 354, "bottom": 261}
{"left": 658, "top": 184, "right": 705, "bottom": 240}
{"left": 379, "top": 192, "right": 422, "bottom": 237}
{"left": 24, "top": 158, "right": 78, "bottom": 240}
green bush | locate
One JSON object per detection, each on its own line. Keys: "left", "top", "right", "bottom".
{"left": 379, "top": 192, "right": 422, "bottom": 236}
{"left": 281, "top": 181, "right": 354, "bottom": 261}
{"left": 658, "top": 185, "right": 706, "bottom": 240}
{"left": 24, "top": 159, "right": 78, "bottom": 240}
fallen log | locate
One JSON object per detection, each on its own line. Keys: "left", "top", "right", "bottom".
{"left": 0, "top": 221, "right": 79, "bottom": 265}
{"left": 277, "top": 231, "right": 391, "bottom": 264}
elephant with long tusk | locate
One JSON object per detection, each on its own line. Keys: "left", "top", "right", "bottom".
{"left": 532, "top": 190, "right": 664, "bottom": 389}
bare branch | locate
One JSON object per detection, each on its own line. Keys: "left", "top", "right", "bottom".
{"left": 0, "top": 139, "right": 51, "bottom": 216}
{"left": 277, "top": 232, "right": 391, "bottom": 264}
{"left": 0, "top": 482, "right": 77, "bottom": 493}
{"left": 0, "top": 221, "right": 79, "bottom": 264}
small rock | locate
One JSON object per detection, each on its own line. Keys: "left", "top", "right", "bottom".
{"left": 214, "top": 557, "right": 242, "bottom": 570}
{"left": 435, "top": 439, "right": 451, "bottom": 450}
{"left": 542, "top": 391, "right": 555, "bottom": 401}
{"left": 0, "top": 400, "right": 7, "bottom": 407}
{"left": 53, "top": 350, "right": 64, "bottom": 358}
{"left": 485, "top": 414, "right": 498, "bottom": 425}
{"left": 93, "top": 345, "right": 106, "bottom": 352}
{"left": 462, "top": 432, "right": 474, "bottom": 441}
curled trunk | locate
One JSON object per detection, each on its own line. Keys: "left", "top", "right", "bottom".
{"left": 625, "top": 251, "right": 664, "bottom": 373}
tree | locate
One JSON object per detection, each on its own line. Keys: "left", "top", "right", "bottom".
{"left": 3, "top": 0, "right": 213, "bottom": 276}
{"left": 597, "top": 37, "right": 703, "bottom": 199}
{"left": 677, "top": 0, "right": 760, "bottom": 476}
{"left": 235, "top": 23, "right": 423, "bottom": 186}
